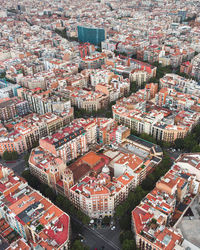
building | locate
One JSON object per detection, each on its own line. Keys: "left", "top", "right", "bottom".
{"left": 115, "top": 125, "right": 130, "bottom": 144}
{"left": 80, "top": 53, "right": 106, "bottom": 69}
{"left": 132, "top": 204, "right": 183, "bottom": 250}
{"left": 132, "top": 157, "right": 200, "bottom": 250}
{"left": 18, "top": 88, "right": 72, "bottom": 115}
{"left": 0, "top": 79, "right": 21, "bottom": 99}
{"left": 78, "top": 26, "right": 106, "bottom": 46}
{"left": 0, "top": 112, "right": 73, "bottom": 156}
{"left": 180, "top": 61, "right": 192, "bottom": 75}
{"left": 174, "top": 153, "right": 200, "bottom": 182}
{"left": 68, "top": 87, "right": 109, "bottom": 112}
{"left": 129, "top": 69, "right": 149, "bottom": 87}
{"left": 0, "top": 165, "right": 70, "bottom": 249}
{"left": 112, "top": 83, "right": 200, "bottom": 142}
{"left": 29, "top": 117, "right": 162, "bottom": 219}
{"left": 69, "top": 171, "right": 135, "bottom": 218}
{"left": 159, "top": 74, "right": 200, "bottom": 97}
{"left": 0, "top": 97, "right": 29, "bottom": 121}
{"left": 39, "top": 123, "right": 88, "bottom": 163}
{"left": 191, "top": 53, "right": 200, "bottom": 80}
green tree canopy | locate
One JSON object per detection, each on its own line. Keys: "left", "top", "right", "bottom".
{"left": 122, "top": 239, "right": 137, "bottom": 250}
{"left": 2, "top": 151, "right": 19, "bottom": 161}
{"left": 119, "top": 231, "right": 133, "bottom": 244}
{"left": 102, "top": 215, "right": 111, "bottom": 225}
{"left": 71, "top": 240, "right": 89, "bottom": 250}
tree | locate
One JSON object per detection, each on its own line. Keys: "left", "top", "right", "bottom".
{"left": 183, "top": 135, "right": 196, "bottom": 152}
{"left": 130, "top": 81, "right": 138, "bottom": 94}
{"left": 55, "top": 194, "right": 66, "bottom": 209}
{"left": 174, "top": 138, "right": 184, "bottom": 149}
{"left": 151, "top": 218, "right": 157, "bottom": 224}
{"left": 141, "top": 174, "right": 155, "bottom": 191}
{"left": 191, "top": 145, "right": 200, "bottom": 153}
{"left": 96, "top": 47, "right": 102, "bottom": 52}
{"left": 2, "top": 151, "right": 18, "bottom": 161}
{"left": 0, "top": 72, "right": 6, "bottom": 79}
{"left": 22, "top": 170, "right": 39, "bottom": 189}
{"left": 122, "top": 239, "right": 136, "bottom": 250}
{"left": 119, "top": 231, "right": 133, "bottom": 244}
{"left": 71, "top": 240, "right": 89, "bottom": 250}
{"left": 44, "top": 186, "right": 56, "bottom": 201}
{"left": 81, "top": 214, "right": 90, "bottom": 225}
{"left": 24, "top": 152, "right": 30, "bottom": 168}
{"left": 119, "top": 216, "right": 131, "bottom": 231}
{"left": 115, "top": 202, "right": 129, "bottom": 218}
{"left": 76, "top": 209, "right": 90, "bottom": 225}
{"left": 140, "top": 133, "right": 157, "bottom": 144}
{"left": 102, "top": 215, "right": 111, "bottom": 225}
{"left": 32, "top": 141, "right": 39, "bottom": 148}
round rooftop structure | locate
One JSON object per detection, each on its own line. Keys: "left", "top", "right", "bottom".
{"left": 102, "top": 165, "right": 110, "bottom": 175}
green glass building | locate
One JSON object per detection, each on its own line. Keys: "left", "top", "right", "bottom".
{"left": 77, "top": 26, "right": 105, "bottom": 46}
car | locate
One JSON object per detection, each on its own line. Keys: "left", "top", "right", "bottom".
{"left": 111, "top": 226, "right": 116, "bottom": 230}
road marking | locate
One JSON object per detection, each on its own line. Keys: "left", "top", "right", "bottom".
{"left": 71, "top": 215, "right": 120, "bottom": 250}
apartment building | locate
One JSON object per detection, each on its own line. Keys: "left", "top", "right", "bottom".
{"left": 29, "top": 118, "right": 162, "bottom": 219}
{"left": 129, "top": 69, "right": 149, "bottom": 87}
{"left": 132, "top": 160, "right": 200, "bottom": 250}
{"left": 80, "top": 53, "right": 106, "bottom": 69}
{"left": 29, "top": 146, "right": 68, "bottom": 186}
{"left": 95, "top": 83, "right": 120, "bottom": 102}
{"left": 191, "top": 53, "right": 200, "bottom": 80}
{"left": 0, "top": 97, "right": 29, "bottom": 121}
{"left": 72, "top": 118, "right": 97, "bottom": 145}
{"left": 160, "top": 74, "right": 200, "bottom": 97}
{"left": 68, "top": 87, "right": 109, "bottom": 112}
{"left": 0, "top": 112, "right": 73, "bottom": 156}
{"left": 180, "top": 61, "right": 193, "bottom": 75}
{"left": 113, "top": 82, "right": 200, "bottom": 142}
{"left": 174, "top": 153, "right": 200, "bottom": 182}
{"left": 90, "top": 69, "right": 114, "bottom": 87}
{"left": 18, "top": 87, "right": 72, "bottom": 115}
{"left": 0, "top": 165, "right": 70, "bottom": 249}
{"left": 152, "top": 123, "right": 188, "bottom": 142}
{"left": 69, "top": 170, "right": 135, "bottom": 218}
{"left": 39, "top": 124, "right": 88, "bottom": 163}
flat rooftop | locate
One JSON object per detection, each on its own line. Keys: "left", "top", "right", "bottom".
{"left": 127, "top": 135, "right": 154, "bottom": 149}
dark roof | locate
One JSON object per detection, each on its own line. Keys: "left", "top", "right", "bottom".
{"left": 154, "top": 145, "right": 163, "bottom": 153}
{"left": 153, "top": 123, "right": 167, "bottom": 129}
{"left": 152, "top": 156, "right": 162, "bottom": 163}
{"left": 18, "top": 202, "right": 44, "bottom": 224}
{"left": 54, "top": 127, "right": 86, "bottom": 149}
{"left": 180, "top": 173, "right": 190, "bottom": 180}
{"left": 127, "top": 135, "right": 154, "bottom": 149}
{"left": 177, "top": 203, "right": 187, "bottom": 212}
{"left": 69, "top": 163, "right": 91, "bottom": 183}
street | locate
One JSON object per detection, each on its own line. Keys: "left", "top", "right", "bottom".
{"left": 71, "top": 215, "right": 121, "bottom": 250}
{"left": 166, "top": 148, "right": 182, "bottom": 161}
{"left": 0, "top": 157, "right": 26, "bottom": 176}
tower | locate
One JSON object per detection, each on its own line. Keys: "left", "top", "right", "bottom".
{"left": 63, "top": 168, "right": 74, "bottom": 196}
